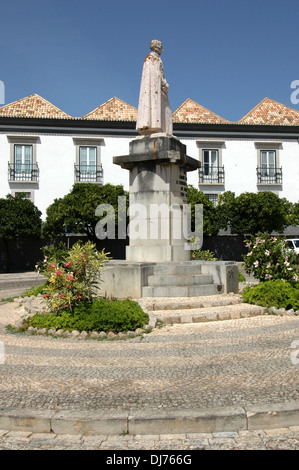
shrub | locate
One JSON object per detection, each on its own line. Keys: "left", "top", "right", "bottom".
{"left": 242, "top": 233, "right": 298, "bottom": 283}
{"left": 242, "top": 280, "right": 299, "bottom": 310}
{"left": 24, "top": 298, "right": 149, "bottom": 333}
{"left": 36, "top": 241, "right": 110, "bottom": 312}
{"left": 192, "top": 249, "right": 218, "bottom": 261}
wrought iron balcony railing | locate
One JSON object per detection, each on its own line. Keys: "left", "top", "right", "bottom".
{"left": 257, "top": 167, "right": 282, "bottom": 184}
{"left": 74, "top": 164, "right": 103, "bottom": 184}
{"left": 199, "top": 165, "right": 225, "bottom": 184}
{"left": 8, "top": 162, "right": 39, "bottom": 182}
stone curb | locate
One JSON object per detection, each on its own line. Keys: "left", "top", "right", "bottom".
{"left": 0, "top": 402, "right": 298, "bottom": 436}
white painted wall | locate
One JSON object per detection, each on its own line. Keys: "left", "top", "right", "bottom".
{"left": 0, "top": 131, "right": 298, "bottom": 223}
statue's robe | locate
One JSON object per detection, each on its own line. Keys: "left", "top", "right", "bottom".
{"left": 136, "top": 52, "right": 173, "bottom": 136}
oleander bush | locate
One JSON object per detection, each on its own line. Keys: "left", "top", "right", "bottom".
{"left": 23, "top": 297, "right": 149, "bottom": 333}
{"left": 36, "top": 241, "right": 110, "bottom": 312}
{"left": 242, "top": 233, "right": 298, "bottom": 283}
{"left": 241, "top": 280, "right": 299, "bottom": 311}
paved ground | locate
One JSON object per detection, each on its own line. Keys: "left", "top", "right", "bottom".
{"left": 0, "top": 427, "right": 298, "bottom": 450}
{"left": 0, "top": 297, "right": 298, "bottom": 450}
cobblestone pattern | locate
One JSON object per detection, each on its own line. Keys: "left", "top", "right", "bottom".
{"left": 0, "top": 427, "right": 298, "bottom": 450}
{"left": 0, "top": 302, "right": 298, "bottom": 413}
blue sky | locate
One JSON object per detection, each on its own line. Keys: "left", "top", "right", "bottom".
{"left": 1, "top": 0, "right": 299, "bottom": 121}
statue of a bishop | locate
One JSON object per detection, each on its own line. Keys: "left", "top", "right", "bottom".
{"left": 136, "top": 40, "right": 173, "bottom": 136}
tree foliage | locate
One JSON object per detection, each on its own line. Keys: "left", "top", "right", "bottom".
{"left": 186, "top": 185, "right": 220, "bottom": 236}
{"left": 42, "top": 183, "right": 128, "bottom": 241}
{"left": 216, "top": 191, "right": 291, "bottom": 235}
{"left": 0, "top": 193, "right": 42, "bottom": 240}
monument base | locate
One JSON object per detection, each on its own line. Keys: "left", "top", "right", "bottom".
{"left": 114, "top": 136, "right": 200, "bottom": 263}
{"left": 99, "top": 260, "right": 239, "bottom": 299}
{"left": 126, "top": 244, "right": 190, "bottom": 262}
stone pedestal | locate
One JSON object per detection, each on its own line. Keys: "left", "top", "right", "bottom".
{"left": 113, "top": 136, "right": 200, "bottom": 262}
{"left": 98, "top": 135, "right": 239, "bottom": 299}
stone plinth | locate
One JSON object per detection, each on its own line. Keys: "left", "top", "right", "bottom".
{"left": 99, "top": 260, "right": 239, "bottom": 299}
{"left": 113, "top": 136, "right": 200, "bottom": 262}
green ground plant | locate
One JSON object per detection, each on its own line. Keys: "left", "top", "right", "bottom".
{"left": 23, "top": 298, "right": 149, "bottom": 333}
{"left": 242, "top": 280, "right": 299, "bottom": 311}
{"left": 241, "top": 233, "right": 299, "bottom": 310}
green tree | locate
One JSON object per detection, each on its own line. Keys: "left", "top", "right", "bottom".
{"left": 186, "top": 185, "right": 220, "bottom": 235}
{"left": 0, "top": 193, "right": 42, "bottom": 272}
{"left": 216, "top": 191, "right": 236, "bottom": 231}
{"left": 42, "top": 183, "right": 128, "bottom": 242}
{"left": 287, "top": 202, "right": 299, "bottom": 227}
{"left": 217, "top": 191, "right": 291, "bottom": 235}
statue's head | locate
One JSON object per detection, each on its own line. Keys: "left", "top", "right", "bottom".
{"left": 150, "top": 40, "right": 163, "bottom": 55}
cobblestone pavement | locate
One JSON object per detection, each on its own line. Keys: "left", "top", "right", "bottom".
{"left": 0, "top": 300, "right": 298, "bottom": 450}
{"left": 0, "top": 427, "right": 298, "bottom": 450}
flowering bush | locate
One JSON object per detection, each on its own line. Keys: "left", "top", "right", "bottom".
{"left": 242, "top": 233, "right": 298, "bottom": 283}
{"left": 37, "top": 241, "right": 110, "bottom": 312}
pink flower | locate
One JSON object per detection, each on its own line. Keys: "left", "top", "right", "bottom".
{"left": 65, "top": 262, "right": 71, "bottom": 267}
{"left": 67, "top": 275, "right": 72, "bottom": 280}
{"left": 56, "top": 269, "right": 61, "bottom": 276}
{"left": 51, "top": 264, "right": 56, "bottom": 268}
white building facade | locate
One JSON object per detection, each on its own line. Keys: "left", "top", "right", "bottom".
{"left": 0, "top": 94, "right": 298, "bottom": 220}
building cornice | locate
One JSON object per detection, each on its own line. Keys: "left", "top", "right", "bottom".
{"left": 1, "top": 117, "right": 299, "bottom": 140}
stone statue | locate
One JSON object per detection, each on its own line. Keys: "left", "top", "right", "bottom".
{"left": 136, "top": 40, "right": 173, "bottom": 136}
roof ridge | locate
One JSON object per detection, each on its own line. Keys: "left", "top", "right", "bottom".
{"left": 173, "top": 97, "right": 230, "bottom": 123}
{"left": 238, "top": 97, "right": 299, "bottom": 125}
{"left": 238, "top": 97, "right": 271, "bottom": 121}
{"left": 0, "top": 93, "right": 72, "bottom": 118}
{"left": 82, "top": 96, "right": 137, "bottom": 121}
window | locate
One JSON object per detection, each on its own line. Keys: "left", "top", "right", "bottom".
{"left": 73, "top": 138, "right": 103, "bottom": 184}
{"left": 206, "top": 193, "right": 219, "bottom": 206}
{"left": 261, "top": 150, "right": 276, "bottom": 182}
{"left": 197, "top": 141, "right": 225, "bottom": 186}
{"left": 11, "top": 190, "right": 33, "bottom": 202}
{"left": 7, "top": 136, "right": 39, "bottom": 183}
{"left": 255, "top": 142, "right": 282, "bottom": 186}
{"left": 199, "top": 149, "right": 224, "bottom": 183}
{"left": 14, "top": 145, "right": 32, "bottom": 178}
{"left": 79, "top": 146, "right": 97, "bottom": 181}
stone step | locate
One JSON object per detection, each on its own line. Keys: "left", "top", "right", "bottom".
{"left": 142, "top": 283, "right": 222, "bottom": 298}
{"left": 147, "top": 274, "right": 213, "bottom": 287}
{"left": 151, "top": 303, "right": 267, "bottom": 325}
{"left": 138, "top": 294, "right": 243, "bottom": 312}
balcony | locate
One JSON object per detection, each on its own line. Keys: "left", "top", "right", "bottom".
{"left": 199, "top": 165, "right": 225, "bottom": 184}
{"left": 8, "top": 162, "right": 39, "bottom": 182}
{"left": 257, "top": 167, "right": 282, "bottom": 184}
{"left": 74, "top": 164, "right": 103, "bottom": 184}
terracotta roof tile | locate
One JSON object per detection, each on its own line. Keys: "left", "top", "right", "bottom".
{"left": 0, "top": 94, "right": 72, "bottom": 119}
{"left": 173, "top": 98, "right": 230, "bottom": 124}
{"left": 83, "top": 97, "right": 138, "bottom": 121}
{"left": 238, "top": 97, "right": 299, "bottom": 125}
